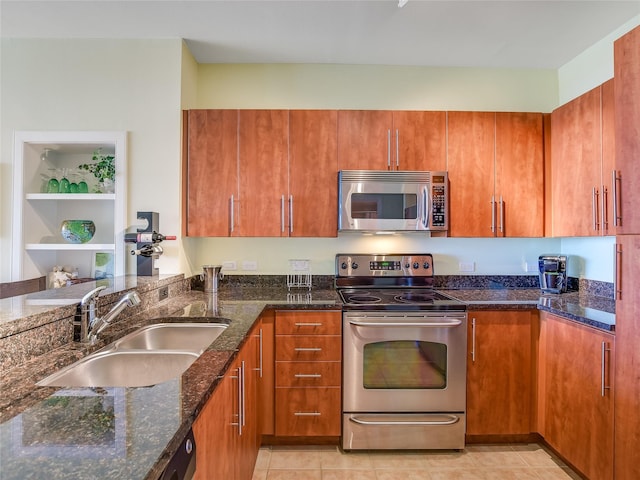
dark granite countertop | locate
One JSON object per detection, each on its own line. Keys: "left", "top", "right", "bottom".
{"left": 0, "top": 277, "right": 615, "bottom": 480}
{"left": 439, "top": 288, "right": 615, "bottom": 332}
{"left": 0, "top": 286, "right": 340, "bottom": 480}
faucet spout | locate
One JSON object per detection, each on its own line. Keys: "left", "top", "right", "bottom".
{"left": 89, "top": 291, "right": 142, "bottom": 342}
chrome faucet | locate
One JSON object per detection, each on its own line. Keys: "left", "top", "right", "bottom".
{"left": 74, "top": 286, "right": 142, "bottom": 343}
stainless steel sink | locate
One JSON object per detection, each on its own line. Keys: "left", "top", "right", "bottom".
{"left": 112, "top": 322, "right": 228, "bottom": 353}
{"left": 37, "top": 322, "right": 229, "bottom": 388}
{"left": 37, "top": 350, "right": 200, "bottom": 388}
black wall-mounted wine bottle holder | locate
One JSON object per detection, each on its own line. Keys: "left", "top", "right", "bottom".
{"left": 136, "top": 211, "right": 159, "bottom": 276}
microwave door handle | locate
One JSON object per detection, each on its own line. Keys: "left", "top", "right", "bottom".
{"left": 422, "top": 187, "right": 429, "bottom": 228}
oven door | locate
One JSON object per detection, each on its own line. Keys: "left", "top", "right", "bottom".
{"left": 343, "top": 311, "right": 467, "bottom": 413}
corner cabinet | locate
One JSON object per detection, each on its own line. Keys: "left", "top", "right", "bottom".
{"left": 11, "top": 131, "right": 127, "bottom": 283}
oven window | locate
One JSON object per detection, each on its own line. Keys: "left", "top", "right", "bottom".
{"left": 362, "top": 340, "right": 447, "bottom": 389}
{"left": 351, "top": 193, "right": 417, "bottom": 219}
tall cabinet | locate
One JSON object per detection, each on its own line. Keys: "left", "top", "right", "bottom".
{"left": 614, "top": 24, "right": 640, "bottom": 480}
{"left": 11, "top": 131, "right": 126, "bottom": 283}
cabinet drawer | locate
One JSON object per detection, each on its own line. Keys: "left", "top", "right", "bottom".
{"left": 276, "top": 311, "right": 341, "bottom": 335}
{"left": 276, "top": 361, "right": 341, "bottom": 387}
{"left": 275, "top": 387, "right": 341, "bottom": 436}
{"left": 276, "top": 336, "right": 341, "bottom": 361}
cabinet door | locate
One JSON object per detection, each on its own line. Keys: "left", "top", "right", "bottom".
{"left": 257, "top": 312, "right": 275, "bottom": 436}
{"left": 551, "top": 87, "right": 602, "bottom": 237}
{"left": 338, "top": 110, "right": 393, "bottom": 170}
{"left": 238, "top": 110, "right": 289, "bottom": 236}
{"left": 186, "top": 110, "right": 238, "bottom": 237}
{"left": 543, "top": 314, "right": 614, "bottom": 480}
{"left": 466, "top": 310, "right": 533, "bottom": 436}
{"left": 289, "top": 110, "right": 338, "bottom": 237}
{"left": 447, "top": 111, "right": 495, "bottom": 237}
{"left": 495, "top": 113, "right": 544, "bottom": 237}
{"left": 601, "top": 79, "right": 616, "bottom": 236}
{"left": 193, "top": 365, "right": 238, "bottom": 480}
{"left": 614, "top": 26, "right": 640, "bottom": 235}
{"left": 238, "top": 329, "right": 259, "bottom": 480}
{"left": 614, "top": 235, "right": 640, "bottom": 480}
{"left": 391, "top": 111, "right": 447, "bottom": 171}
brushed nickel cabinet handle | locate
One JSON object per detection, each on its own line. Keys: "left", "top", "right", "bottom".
{"left": 294, "top": 347, "right": 322, "bottom": 352}
{"left": 499, "top": 195, "right": 504, "bottom": 234}
{"left": 281, "top": 195, "right": 285, "bottom": 233}
{"left": 592, "top": 187, "right": 600, "bottom": 231}
{"left": 387, "top": 129, "right": 391, "bottom": 169}
{"left": 615, "top": 243, "right": 622, "bottom": 300}
{"left": 230, "top": 195, "right": 235, "bottom": 233}
{"left": 294, "top": 412, "right": 322, "bottom": 416}
{"left": 294, "top": 373, "right": 322, "bottom": 378}
{"left": 294, "top": 322, "right": 323, "bottom": 327}
{"left": 471, "top": 318, "right": 476, "bottom": 363}
{"left": 601, "top": 342, "right": 611, "bottom": 397}
{"left": 289, "top": 194, "right": 293, "bottom": 234}
{"left": 490, "top": 196, "right": 496, "bottom": 233}
{"left": 612, "top": 170, "right": 622, "bottom": 226}
{"left": 395, "top": 129, "right": 400, "bottom": 168}
{"left": 602, "top": 185, "right": 609, "bottom": 231}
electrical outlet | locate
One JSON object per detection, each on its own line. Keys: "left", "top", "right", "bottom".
{"left": 242, "top": 260, "right": 258, "bottom": 271}
{"left": 459, "top": 262, "right": 475, "bottom": 273}
{"left": 158, "top": 286, "right": 169, "bottom": 301}
{"left": 222, "top": 261, "right": 237, "bottom": 270}
{"left": 525, "top": 262, "right": 538, "bottom": 272}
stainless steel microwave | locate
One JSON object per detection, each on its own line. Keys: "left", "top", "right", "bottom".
{"left": 338, "top": 170, "right": 449, "bottom": 232}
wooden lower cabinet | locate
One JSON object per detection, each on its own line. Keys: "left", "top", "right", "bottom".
{"left": 193, "top": 324, "right": 260, "bottom": 480}
{"left": 541, "top": 312, "right": 615, "bottom": 480}
{"left": 274, "top": 310, "right": 342, "bottom": 437}
{"left": 614, "top": 235, "right": 640, "bottom": 479}
{"left": 466, "top": 310, "right": 534, "bottom": 437}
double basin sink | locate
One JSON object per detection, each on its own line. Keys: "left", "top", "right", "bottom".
{"left": 37, "top": 322, "right": 228, "bottom": 388}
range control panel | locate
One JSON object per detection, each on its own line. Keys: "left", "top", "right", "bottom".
{"left": 336, "top": 254, "right": 434, "bottom": 277}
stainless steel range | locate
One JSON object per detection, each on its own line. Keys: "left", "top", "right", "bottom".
{"left": 336, "top": 253, "right": 467, "bottom": 451}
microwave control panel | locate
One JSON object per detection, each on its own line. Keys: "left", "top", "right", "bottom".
{"left": 430, "top": 174, "right": 448, "bottom": 229}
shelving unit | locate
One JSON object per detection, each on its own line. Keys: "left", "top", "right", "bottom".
{"left": 11, "top": 131, "right": 127, "bottom": 285}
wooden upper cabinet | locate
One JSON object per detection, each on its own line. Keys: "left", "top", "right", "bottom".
{"left": 392, "top": 111, "right": 447, "bottom": 171}
{"left": 447, "top": 111, "right": 496, "bottom": 237}
{"left": 289, "top": 110, "right": 338, "bottom": 237}
{"left": 238, "top": 110, "right": 289, "bottom": 237}
{"left": 614, "top": 25, "right": 640, "bottom": 235}
{"left": 601, "top": 79, "right": 616, "bottom": 236}
{"left": 337, "top": 110, "right": 446, "bottom": 171}
{"left": 495, "top": 112, "right": 544, "bottom": 237}
{"left": 185, "top": 109, "right": 238, "bottom": 237}
{"left": 338, "top": 110, "right": 393, "bottom": 170}
{"left": 551, "top": 84, "right": 614, "bottom": 237}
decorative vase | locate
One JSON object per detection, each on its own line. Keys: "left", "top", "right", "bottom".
{"left": 60, "top": 220, "right": 95, "bottom": 244}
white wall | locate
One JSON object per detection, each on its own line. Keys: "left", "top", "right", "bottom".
{"left": 0, "top": 38, "right": 187, "bottom": 281}
{"left": 558, "top": 15, "right": 640, "bottom": 104}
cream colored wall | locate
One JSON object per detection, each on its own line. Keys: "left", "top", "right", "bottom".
{"left": 0, "top": 38, "right": 186, "bottom": 281}
{"left": 185, "top": 63, "right": 562, "bottom": 278}
{"left": 558, "top": 15, "right": 640, "bottom": 104}
{"left": 197, "top": 64, "right": 558, "bottom": 112}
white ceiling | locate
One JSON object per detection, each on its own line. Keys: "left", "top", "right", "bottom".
{"left": 1, "top": 0, "right": 639, "bottom": 69}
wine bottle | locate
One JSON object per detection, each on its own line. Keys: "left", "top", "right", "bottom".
{"left": 130, "top": 244, "right": 163, "bottom": 257}
{"left": 124, "top": 231, "right": 176, "bottom": 243}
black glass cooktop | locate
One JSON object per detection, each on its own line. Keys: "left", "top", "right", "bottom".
{"left": 338, "top": 288, "right": 466, "bottom": 311}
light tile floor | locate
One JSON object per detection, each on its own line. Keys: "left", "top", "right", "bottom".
{"left": 252, "top": 444, "right": 582, "bottom": 480}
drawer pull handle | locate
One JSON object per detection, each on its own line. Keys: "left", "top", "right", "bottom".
{"left": 294, "top": 322, "right": 323, "bottom": 327}
{"left": 294, "top": 412, "right": 321, "bottom": 416}
{"left": 294, "top": 373, "right": 322, "bottom": 378}
{"left": 294, "top": 347, "right": 322, "bottom": 352}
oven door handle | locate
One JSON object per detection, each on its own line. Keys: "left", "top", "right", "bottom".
{"left": 349, "top": 415, "right": 461, "bottom": 426}
{"left": 348, "top": 319, "right": 463, "bottom": 328}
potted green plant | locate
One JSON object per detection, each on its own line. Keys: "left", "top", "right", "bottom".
{"left": 78, "top": 149, "right": 115, "bottom": 193}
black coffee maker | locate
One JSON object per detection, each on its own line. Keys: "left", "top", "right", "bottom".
{"left": 538, "top": 255, "right": 568, "bottom": 294}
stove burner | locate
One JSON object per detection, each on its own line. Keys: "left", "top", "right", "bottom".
{"left": 393, "top": 292, "right": 437, "bottom": 304}
{"left": 344, "top": 294, "right": 382, "bottom": 304}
